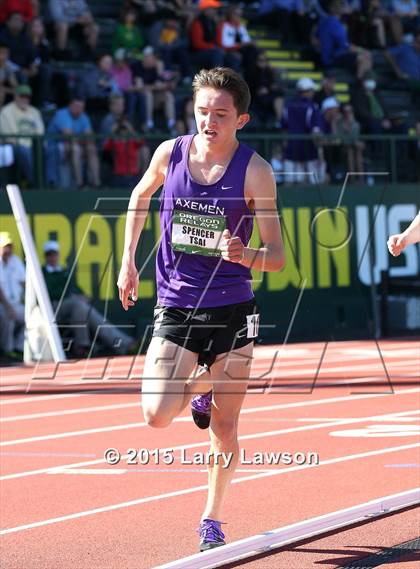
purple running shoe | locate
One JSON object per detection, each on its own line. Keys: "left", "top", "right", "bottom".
{"left": 191, "top": 390, "right": 212, "bottom": 429}
{"left": 198, "top": 518, "right": 226, "bottom": 551}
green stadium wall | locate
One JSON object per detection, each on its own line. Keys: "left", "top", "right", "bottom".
{"left": 1, "top": 185, "right": 419, "bottom": 343}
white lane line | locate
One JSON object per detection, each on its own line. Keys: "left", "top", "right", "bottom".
{"left": 0, "top": 392, "right": 86, "bottom": 405}
{"left": 0, "top": 420, "right": 159, "bottom": 447}
{"left": 261, "top": 362, "right": 420, "bottom": 379}
{"left": 48, "top": 468, "right": 310, "bottom": 475}
{"left": 2, "top": 387, "right": 419, "bottom": 447}
{"left": 1, "top": 451, "right": 96, "bottom": 458}
{"left": 50, "top": 468, "right": 126, "bottom": 475}
{"left": 0, "top": 402, "right": 141, "bottom": 423}
{"left": 1, "top": 442, "right": 418, "bottom": 536}
{"left": 1, "top": 405, "right": 419, "bottom": 482}
{"left": 298, "top": 413, "right": 420, "bottom": 422}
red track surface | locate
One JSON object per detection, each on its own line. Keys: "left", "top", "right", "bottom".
{"left": 1, "top": 339, "right": 419, "bottom": 568}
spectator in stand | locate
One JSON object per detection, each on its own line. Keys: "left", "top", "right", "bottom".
{"left": 111, "top": 48, "right": 145, "bottom": 124}
{"left": 314, "top": 71, "right": 336, "bottom": 106}
{"left": 320, "top": 96, "right": 343, "bottom": 182}
{"left": 0, "top": 11, "right": 51, "bottom": 108}
{"left": 100, "top": 94, "right": 150, "bottom": 173}
{"left": 296, "top": 0, "right": 320, "bottom": 44}
{"left": 189, "top": 0, "right": 225, "bottom": 69}
{"left": 0, "top": 13, "right": 37, "bottom": 83}
{"left": 0, "top": 0, "right": 36, "bottom": 24}
{"left": 42, "top": 240, "right": 137, "bottom": 357}
{"left": 48, "top": 0, "right": 99, "bottom": 58}
{"left": 0, "top": 42, "right": 18, "bottom": 106}
{"left": 386, "top": 30, "right": 420, "bottom": 89}
{"left": 81, "top": 53, "right": 120, "bottom": 114}
{"left": 28, "top": 17, "right": 51, "bottom": 63}
{"left": 347, "top": 0, "right": 395, "bottom": 50}
{"left": 0, "top": 231, "right": 25, "bottom": 360}
{"left": 149, "top": 17, "right": 191, "bottom": 81}
{"left": 218, "top": 5, "right": 259, "bottom": 73}
{"left": 351, "top": 71, "right": 391, "bottom": 133}
{"left": 103, "top": 116, "right": 149, "bottom": 187}
{"left": 245, "top": 51, "right": 285, "bottom": 128}
{"left": 112, "top": 6, "right": 144, "bottom": 60}
{"left": 123, "top": 0, "right": 177, "bottom": 28}
{"left": 170, "top": 0, "right": 197, "bottom": 29}
{"left": 317, "top": 0, "right": 372, "bottom": 79}
{"left": 100, "top": 93, "right": 126, "bottom": 136}
{"left": 257, "top": 0, "right": 304, "bottom": 43}
{"left": 336, "top": 102, "right": 365, "bottom": 183}
{"left": 0, "top": 84, "right": 44, "bottom": 185}
{"left": 46, "top": 97, "right": 100, "bottom": 189}
{"left": 281, "top": 77, "right": 323, "bottom": 184}
{"left": 391, "top": 0, "right": 420, "bottom": 42}
{"left": 26, "top": 17, "right": 55, "bottom": 109}
{"left": 131, "top": 46, "right": 177, "bottom": 133}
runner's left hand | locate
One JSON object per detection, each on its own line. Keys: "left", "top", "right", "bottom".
{"left": 220, "top": 229, "right": 245, "bottom": 263}
{"left": 387, "top": 233, "right": 406, "bottom": 257}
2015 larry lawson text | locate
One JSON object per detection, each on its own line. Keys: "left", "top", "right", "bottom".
{"left": 104, "top": 447, "right": 320, "bottom": 468}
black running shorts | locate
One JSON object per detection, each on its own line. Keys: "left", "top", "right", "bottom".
{"left": 151, "top": 298, "right": 260, "bottom": 368}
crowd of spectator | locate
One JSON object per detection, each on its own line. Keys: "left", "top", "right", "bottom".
{"left": 0, "top": 230, "right": 138, "bottom": 362}
{"left": 0, "top": 0, "right": 418, "bottom": 190}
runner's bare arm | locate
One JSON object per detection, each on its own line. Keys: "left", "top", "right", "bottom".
{"left": 117, "top": 139, "right": 175, "bottom": 310}
{"left": 225, "top": 154, "right": 284, "bottom": 272}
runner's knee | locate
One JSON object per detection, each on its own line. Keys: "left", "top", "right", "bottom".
{"left": 143, "top": 408, "right": 173, "bottom": 428}
{"left": 210, "top": 417, "right": 238, "bottom": 443}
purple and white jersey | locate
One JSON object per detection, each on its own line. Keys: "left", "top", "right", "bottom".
{"left": 156, "top": 134, "right": 255, "bottom": 308}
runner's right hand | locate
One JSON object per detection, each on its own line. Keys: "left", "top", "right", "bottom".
{"left": 117, "top": 259, "right": 139, "bottom": 311}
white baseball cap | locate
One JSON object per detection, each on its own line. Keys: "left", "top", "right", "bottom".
{"left": 296, "top": 77, "right": 317, "bottom": 91}
{"left": 321, "top": 97, "right": 340, "bottom": 113}
{"left": 43, "top": 240, "right": 60, "bottom": 253}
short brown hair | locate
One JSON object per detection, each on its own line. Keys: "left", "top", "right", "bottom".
{"left": 192, "top": 67, "right": 251, "bottom": 115}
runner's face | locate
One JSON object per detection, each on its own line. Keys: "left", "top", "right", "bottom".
{"left": 194, "top": 87, "right": 249, "bottom": 145}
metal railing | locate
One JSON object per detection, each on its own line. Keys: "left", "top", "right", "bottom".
{"left": 0, "top": 132, "right": 419, "bottom": 189}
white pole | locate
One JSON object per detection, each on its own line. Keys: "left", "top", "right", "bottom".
{"left": 6, "top": 184, "right": 66, "bottom": 362}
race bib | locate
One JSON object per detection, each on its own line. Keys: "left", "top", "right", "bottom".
{"left": 171, "top": 209, "right": 226, "bottom": 257}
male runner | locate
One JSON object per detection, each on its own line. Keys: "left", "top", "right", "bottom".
{"left": 117, "top": 67, "right": 284, "bottom": 551}
{"left": 387, "top": 211, "right": 420, "bottom": 256}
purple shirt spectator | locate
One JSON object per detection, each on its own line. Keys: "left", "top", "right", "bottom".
{"left": 282, "top": 94, "right": 321, "bottom": 161}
